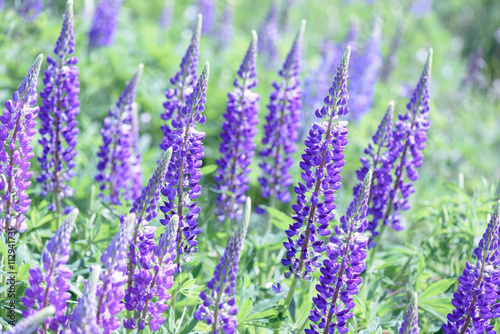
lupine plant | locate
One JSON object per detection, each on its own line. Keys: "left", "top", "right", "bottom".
{"left": 6, "top": 307, "right": 55, "bottom": 334}
{"left": 17, "top": 0, "right": 43, "bottom": 21}
{"left": 0, "top": 54, "right": 43, "bottom": 233}
{"left": 257, "top": 2, "right": 279, "bottom": 66}
{"left": 88, "top": 0, "right": 123, "bottom": 48}
{"left": 214, "top": 31, "right": 259, "bottom": 223}
{"left": 400, "top": 292, "right": 419, "bottom": 334}
{"left": 198, "top": 0, "right": 214, "bottom": 34}
{"left": 38, "top": 0, "right": 79, "bottom": 215}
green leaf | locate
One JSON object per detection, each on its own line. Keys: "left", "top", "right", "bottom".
{"left": 238, "top": 299, "right": 253, "bottom": 322}
{"left": 419, "top": 278, "right": 455, "bottom": 300}
{"left": 179, "top": 318, "right": 198, "bottom": 334}
{"left": 200, "top": 164, "right": 218, "bottom": 175}
{"left": 419, "top": 297, "right": 454, "bottom": 315}
{"left": 416, "top": 254, "right": 425, "bottom": 292}
{"left": 263, "top": 206, "right": 293, "bottom": 230}
{"left": 243, "top": 294, "right": 283, "bottom": 321}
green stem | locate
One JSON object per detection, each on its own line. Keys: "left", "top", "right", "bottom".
{"left": 273, "top": 277, "right": 298, "bottom": 334}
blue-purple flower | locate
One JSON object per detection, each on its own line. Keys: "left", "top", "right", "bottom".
{"left": 88, "top": 0, "right": 123, "bottom": 48}
{"left": 400, "top": 292, "right": 418, "bottom": 334}
{"left": 257, "top": 2, "right": 279, "bottom": 66}
{"left": 17, "top": 0, "right": 43, "bottom": 21}
{"left": 194, "top": 198, "right": 251, "bottom": 333}
{"left": 38, "top": 0, "right": 79, "bottom": 215}
{"left": 198, "top": 0, "right": 214, "bottom": 34}
{"left": 258, "top": 21, "right": 305, "bottom": 207}
{"left": 214, "top": 31, "right": 259, "bottom": 222}
{"left": 96, "top": 65, "right": 143, "bottom": 205}
{"left": 0, "top": 54, "right": 43, "bottom": 233}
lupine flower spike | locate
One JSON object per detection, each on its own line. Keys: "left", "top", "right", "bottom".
{"left": 96, "top": 64, "right": 143, "bottom": 205}
{"left": 96, "top": 213, "right": 135, "bottom": 333}
{"left": 194, "top": 197, "right": 251, "bottom": 333}
{"left": 6, "top": 306, "right": 55, "bottom": 334}
{"left": 124, "top": 215, "right": 178, "bottom": 332}
{"left": 354, "top": 101, "right": 394, "bottom": 242}
{"left": 442, "top": 201, "right": 500, "bottom": 333}
{"left": 215, "top": 31, "right": 259, "bottom": 222}
{"left": 258, "top": 2, "right": 279, "bottom": 66}
{"left": 89, "top": 0, "right": 123, "bottom": 48}
{"left": 306, "top": 170, "right": 372, "bottom": 334}
{"left": 160, "top": 14, "right": 202, "bottom": 138}
{"left": 22, "top": 209, "right": 78, "bottom": 332}
{"left": 198, "top": 0, "right": 214, "bottom": 34}
{"left": 38, "top": 0, "right": 79, "bottom": 215}
{"left": 0, "top": 54, "right": 43, "bottom": 233}
{"left": 67, "top": 265, "right": 102, "bottom": 333}
{"left": 258, "top": 20, "right": 305, "bottom": 208}
{"left": 400, "top": 292, "right": 418, "bottom": 334}
{"left": 17, "top": 0, "right": 43, "bottom": 21}
{"left": 159, "top": 62, "right": 210, "bottom": 265}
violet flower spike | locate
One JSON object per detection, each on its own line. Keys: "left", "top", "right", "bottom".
{"left": 306, "top": 170, "right": 372, "bottom": 334}
{"left": 88, "top": 0, "right": 123, "bottom": 48}
{"left": 198, "top": 0, "right": 214, "bottom": 34}
{"left": 258, "top": 20, "right": 305, "bottom": 207}
{"left": 67, "top": 265, "right": 101, "bottom": 334}
{"left": 160, "top": 14, "right": 201, "bottom": 138}
{"left": 215, "top": 31, "right": 259, "bottom": 222}
{"left": 0, "top": 54, "right": 43, "bottom": 233}
{"left": 95, "top": 64, "right": 143, "bottom": 205}
{"left": 281, "top": 46, "right": 350, "bottom": 281}
{"left": 38, "top": 0, "right": 79, "bottom": 215}
{"left": 17, "top": 0, "right": 43, "bottom": 21}
{"left": 442, "top": 201, "right": 500, "bottom": 333}
{"left": 96, "top": 213, "right": 135, "bottom": 333}
{"left": 194, "top": 198, "right": 251, "bottom": 333}
{"left": 159, "top": 62, "right": 210, "bottom": 265}
{"left": 123, "top": 215, "right": 178, "bottom": 332}
{"left": 5, "top": 306, "right": 55, "bottom": 334}
{"left": 257, "top": 2, "right": 279, "bottom": 67}
{"left": 22, "top": 209, "right": 78, "bottom": 332}
{"left": 400, "top": 292, "right": 418, "bottom": 334}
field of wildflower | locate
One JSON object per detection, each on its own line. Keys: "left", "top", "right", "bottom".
{"left": 1, "top": 0, "right": 500, "bottom": 333}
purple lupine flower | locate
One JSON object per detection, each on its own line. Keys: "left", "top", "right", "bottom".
{"left": 348, "top": 21, "right": 382, "bottom": 119}
{"left": 38, "top": 0, "right": 79, "bottom": 215}
{"left": 194, "top": 198, "right": 251, "bottom": 333}
{"left": 306, "top": 170, "right": 372, "bottom": 334}
{"left": 17, "top": 0, "right": 43, "bottom": 21}
{"left": 400, "top": 292, "right": 418, "bottom": 334}
{"left": 442, "top": 201, "right": 500, "bottom": 333}
{"left": 22, "top": 209, "right": 78, "bottom": 333}
{"left": 258, "top": 21, "right": 305, "bottom": 207}
{"left": 96, "top": 213, "right": 134, "bottom": 333}
{"left": 159, "top": 62, "right": 210, "bottom": 265}
{"left": 88, "top": 0, "right": 123, "bottom": 48}
{"left": 123, "top": 215, "right": 178, "bottom": 332}
{"left": 66, "top": 265, "right": 101, "bottom": 334}
{"left": 216, "top": 0, "right": 235, "bottom": 48}
{"left": 160, "top": 0, "right": 174, "bottom": 30}
{"left": 95, "top": 65, "right": 143, "bottom": 205}
{"left": 198, "top": 0, "right": 214, "bottom": 34}
{"left": 354, "top": 101, "right": 394, "bottom": 242}
{"left": 6, "top": 306, "right": 55, "bottom": 334}
{"left": 0, "top": 54, "right": 43, "bottom": 233}
{"left": 214, "top": 31, "right": 259, "bottom": 222}
{"left": 130, "top": 103, "right": 143, "bottom": 200}
{"left": 257, "top": 2, "right": 279, "bottom": 67}
{"left": 160, "top": 14, "right": 201, "bottom": 136}
{"left": 281, "top": 46, "right": 350, "bottom": 281}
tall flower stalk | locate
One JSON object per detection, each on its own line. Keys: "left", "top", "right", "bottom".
{"left": 214, "top": 31, "right": 259, "bottom": 223}
{"left": 88, "top": 0, "right": 123, "bottom": 48}
{"left": 194, "top": 198, "right": 251, "bottom": 333}
{"left": 6, "top": 306, "right": 55, "bottom": 334}
{"left": 96, "top": 65, "right": 143, "bottom": 205}
{"left": 38, "top": 0, "right": 79, "bottom": 216}
{"left": 258, "top": 2, "right": 279, "bottom": 67}
{"left": 400, "top": 292, "right": 418, "bottom": 334}
{"left": 198, "top": 0, "right": 214, "bottom": 34}
{"left": 258, "top": 20, "right": 305, "bottom": 209}
{"left": 159, "top": 62, "right": 210, "bottom": 266}
{"left": 22, "top": 209, "right": 78, "bottom": 333}
{"left": 0, "top": 54, "right": 43, "bottom": 233}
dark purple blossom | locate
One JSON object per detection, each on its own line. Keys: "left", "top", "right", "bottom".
{"left": 95, "top": 65, "right": 143, "bottom": 205}
{"left": 442, "top": 201, "right": 500, "bottom": 333}
{"left": 159, "top": 62, "right": 210, "bottom": 265}
{"left": 17, "top": 0, "right": 43, "bottom": 21}
{"left": 194, "top": 198, "right": 251, "bottom": 333}
{"left": 5, "top": 306, "right": 55, "bottom": 334}
{"left": 400, "top": 292, "right": 418, "bottom": 334}
{"left": 198, "top": 0, "right": 215, "bottom": 34}
{"left": 258, "top": 21, "right": 305, "bottom": 207}
{"left": 0, "top": 54, "right": 43, "bottom": 233}
{"left": 257, "top": 2, "right": 279, "bottom": 66}
{"left": 281, "top": 46, "right": 350, "bottom": 280}
{"left": 306, "top": 170, "right": 372, "bottom": 334}
{"left": 88, "top": 0, "right": 123, "bottom": 48}
{"left": 214, "top": 31, "right": 259, "bottom": 222}
{"left": 38, "top": 0, "right": 79, "bottom": 215}
{"left": 22, "top": 209, "right": 78, "bottom": 333}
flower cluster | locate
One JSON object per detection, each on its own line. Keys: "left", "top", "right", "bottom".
{"left": 306, "top": 170, "right": 372, "bottom": 334}
{"left": 160, "top": 14, "right": 201, "bottom": 137}
{"left": 17, "top": 0, "right": 43, "bottom": 21}
{"left": 258, "top": 21, "right": 304, "bottom": 206}
{"left": 124, "top": 215, "right": 178, "bottom": 331}
{"left": 96, "top": 214, "right": 135, "bottom": 333}
{"left": 198, "top": 0, "right": 214, "bottom": 34}
{"left": 194, "top": 198, "right": 251, "bottom": 333}
{"left": 22, "top": 209, "right": 78, "bottom": 332}
{"left": 38, "top": 0, "right": 79, "bottom": 214}
{"left": 257, "top": 2, "right": 279, "bottom": 66}
{"left": 281, "top": 47, "right": 351, "bottom": 280}
{"left": 400, "top": 292, "right": 418, "bottom": 334}
{"left": 442, "top": 201, "right": 500, "bottom": 333}
{"left": 95, "top": 65, "right": 143, "bottom": 205}
{"left": 0, "top": 55, "right": 43, "bottom": 233}
{"left": 159, "top": 62, "right": 209, "bottom": 263}
{"left": 214, "top": 31, "right": 259, "bottom": 222}
{"left": 88, "top": 0, "right": 123, "bottom": 48}
{"left": 6, "top": 306, "right": 55, "bottom": 334}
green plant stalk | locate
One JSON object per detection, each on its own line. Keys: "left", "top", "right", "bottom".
{"left": 273, "top": 276, "right": 298, "bottom": 334}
